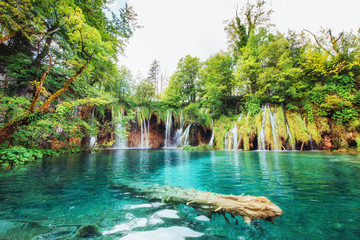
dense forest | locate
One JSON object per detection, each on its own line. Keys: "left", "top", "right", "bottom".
{"left": 1, "top": 0, "right": 360, "bottom": 166}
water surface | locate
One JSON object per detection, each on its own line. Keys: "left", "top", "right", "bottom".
{"left": 0, "top": 150, "right": 359, "bottom": 239}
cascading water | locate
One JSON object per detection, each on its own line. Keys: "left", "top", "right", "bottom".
{"left": 89, "top": 136, "right": 96, "bottom": 148}
{"left": 208, "top": 119, "right": 214, "bottom": 148}
{"left": 258, "top": 104, "right": 267, "bottom": 150}
{"left": 114, "top": 108, "right": 127, "bottom": 149}
{"left": 89, "top": 108, "right": 97, "bottom": 147}
{"left": 299, "top": 112, "right": 313, "bottom": 150}
{"left": 140, "top": 116, "right": 150, "bottom": 148}
{"left": 224, "top": 113, "right": 243, "bottom": 150}
{"left": 269, "top": 105, "right": 279, "bottom": 150}
{"left": 164, "top": 111, "right": 173, "bottom": 147}
{"left": 224, "top": 131, "right": 230, "bottom": 150}
{"left": 177, "top": 124, "right": 191, "bottom": 148}
{"left": 285, "top": 123, "right": 294, "bottom": 150}
{"left": 137, "top": 108, "right": 150, "bottom": 149}
{"left": 232, "top": 113, "right": 242, "bottom": 150}
{"left": 174, "top": 110, "right": 185, "bottom": 147}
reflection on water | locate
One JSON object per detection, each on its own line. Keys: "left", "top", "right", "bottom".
{"left": 0, "top": 150, "right": 359, "bottom": 239}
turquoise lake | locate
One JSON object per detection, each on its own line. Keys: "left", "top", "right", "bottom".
{"left": 0, "top": 150, "right": 360, "bottom": 239}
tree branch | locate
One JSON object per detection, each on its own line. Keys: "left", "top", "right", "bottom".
{"left": 304, "top": 29, "right": 335, "bottom": 57}
{"left": 30, "top": 58, "right": 52, "bottom": 113}
{"left": 39, "top": 55, "right": 93, "bottom": 112}
{"left": 0, "top": 31, "right": 16, "bottom": 44}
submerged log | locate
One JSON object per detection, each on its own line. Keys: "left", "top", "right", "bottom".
{"left": 117, "top": 183, "right": 283, "bottom": 225}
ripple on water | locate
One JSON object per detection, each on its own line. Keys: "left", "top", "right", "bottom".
{"left": 0, "top": 150, "right": 359, "bottom": 239}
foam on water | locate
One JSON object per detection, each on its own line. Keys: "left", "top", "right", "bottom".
{"left": 119, "top": 226, "right": 204, "bottom": 240}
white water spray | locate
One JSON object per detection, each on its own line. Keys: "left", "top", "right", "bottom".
{"left": 224, "top": 113, "right": 243, "bottom": 150}
{"left": 89, "top": 108, "right": 97, "bottom": 147}
{"left": 164, "top": 111, "right": 173, "bottom": 147}
{"left": 114, "top": 108, "right": 127, "bottom": 149}
{"left": 269, "top": 105, "right": 279, "bottom": 150}
{"left": 208, "top": 119, "right": 215, "bottom": 148}
{"left": 177, "top": 124, "right": 192, "bottom": 147}
{"left": 258, "top": 105, "right": 267, "bottom": 150}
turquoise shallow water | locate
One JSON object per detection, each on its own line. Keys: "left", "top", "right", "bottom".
{"left": 0, "top": 150, "right": 360, "bottom": 239}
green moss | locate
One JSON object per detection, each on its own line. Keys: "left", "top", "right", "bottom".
{"left": 286, "top": 111, "right": 310, "bottom": 144}
{"left": 238, "top": 112, "right": 257, "bottom": 151}
{"left": 315, "top": 116, "right": 331, "bottom": 134}
{"left": 356, "top": 135, "right": 360, "bottom": 151}
{"left": 275, "top": 106, "right": 287, "bottom": 144}
{"left": 307, "top": 121, "right": 321, "bottom": 145}
{"left": 264, "top": 106, "right": 272, "bottom": 150}
{"left": 214, "top": 115, "right": 235, "bottom": 149}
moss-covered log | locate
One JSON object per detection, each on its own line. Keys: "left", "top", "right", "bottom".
{"left": 117, "top": 183, "right": 283, "bottom": 224}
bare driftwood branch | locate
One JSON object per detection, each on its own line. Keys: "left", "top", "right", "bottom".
{"left": 117, "top": 183, "right": 283, "bottom": 225}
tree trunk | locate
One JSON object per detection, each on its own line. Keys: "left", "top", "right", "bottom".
{"left": 115, "top": 182, "right": 283, "bottom": 225}
{"left": 0, "top": 31, "right": 16, "bottom": 44}
{"left": 0, "top": 58, "right": 91, "bottom": 144}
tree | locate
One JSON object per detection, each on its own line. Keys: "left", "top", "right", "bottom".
{"left": 134, "top": 78, "right": 155, "bottom": 105}
{"left": 163, "top": 55, "right": 201, "bottom": 105}
{"left": 199, "top": 52, "right": 235, "bottom": 113}
{"left": 0, "top": 0, "right": 138, "bottom": 144}
{"left": 256, "top": 33, "right": 304, "bottom": 103}
{"left": 241, "top": 0, "right": 273, "bottom": 34}
{"left": 148, "top": 60, "right": 160, "bottom": 97}
{"left": 224, "top": 8, "right": 248, "bottom": 55}
{"left": 235, "top": 29, "right": 304, "bottom": 104}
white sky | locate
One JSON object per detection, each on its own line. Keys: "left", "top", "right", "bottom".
{"left": 109, "top": 0, "right": 360, "bottom": 79}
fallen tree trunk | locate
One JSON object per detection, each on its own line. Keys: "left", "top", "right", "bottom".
{"left": 116, "top": 183, "right": 283, "bottom": 225}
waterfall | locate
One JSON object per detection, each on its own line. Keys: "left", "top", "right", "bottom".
{"left": 224, "top": 131, "right": 230, "bottom": 150}
{"left": 179, "top": 110, "right": 184, "bottom": 128}
{"left": 89, "top": 136, "right": 96, "bottom": 147}
{"left": 299, "top": 112, "right": 313, "bottom": 150}
{"left": 269, "top": 105, "right": 279, "bottom": 150}
{"left": 114, "top": 108, "right": 127, "bottom": 149}
{"left": 232, "top": 113, "right": 242, "bottom": 150}
{"left": 174, "top": 110, "right": 185, "bottom": 147}
{"left": 286, "top": 122, "right": 294, "bottom": 150}
{"left": 208, "top": 119, "right": 214, "bottom": 148}
{"left": 224, "top": 113, "right": 243, "bottom": 150}
{"left": 89, "top": 108, "right": 97, "bottom": 147}
{"left": 140, "top": 116, "right": 150, "bottom": 148}
{"left": 282, "top": 105, "right": 294, "bottom": 150}
{"left": 138, "top": 108, "right": 150, "bottom": 149}
{"left": 164, "top": 111, "right": 173, "bottom": 147}
{"left": 177, "top": 124, "right": 191, "bottom": 147}
{"left": 258, "top": 105, "right": 267, "bottom": 150}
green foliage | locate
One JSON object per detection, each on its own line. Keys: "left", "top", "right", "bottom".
{"left": 163, "top": 55, "right": 201, "bottom": 105}
{"left": 134, "top": 79, "right": 155, "bottom": 105}
{"left": 199, "top": 52, "right": 235, "bottom": 115}
{"left": 0, "top": 94, "right": 31, "bottom": 127}
{"left": 183, "top": 103, "right": 211, "bottom": 127}
{"left": 245, "top": 97, "right": 261, "bottom": 115}
{"left": 182, "top": 143, "right": 209, "bottom": 150}
{"left": 213, "top": 114, "right": 236, "bottom": 149}
{"left": 224, "top": 13, "right": 248, "bottom": 55}
{"left": 356, "top": 136, "right": 360, "bottom": 152}
{"left": 0, "top": 147, "right": 48, "bottom": 166}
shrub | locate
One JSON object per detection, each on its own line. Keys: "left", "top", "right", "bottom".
{"left": 0, "top": 147, "right": 43, "bottom": 166}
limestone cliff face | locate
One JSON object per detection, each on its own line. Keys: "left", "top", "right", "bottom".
{"left": 127, "top": 113, "right": 166, "bottom": 148}
{"left": 189, "top": 123, "right": 212, "bottom": 146}
{"left": 213, "top": 104, "right": 360, "bottom": 151}
{"left": 54, "top": 105, "right": 359, "bottom": 152}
